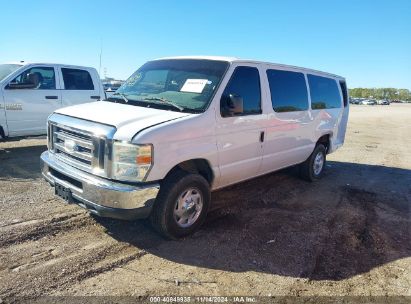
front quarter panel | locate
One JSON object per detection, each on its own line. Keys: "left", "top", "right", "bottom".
{"left": 133, "top": 111, "right": 220, "bottom": 187}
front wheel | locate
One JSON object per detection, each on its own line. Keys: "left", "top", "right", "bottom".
{"left": 299, "top": 144, "right": 326, "bottom": 182}
{"left": 150, "top": 170, "right": 210, "bottom": 239}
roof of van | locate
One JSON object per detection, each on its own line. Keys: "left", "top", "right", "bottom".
{"left": 154, "top": 56, "right": 345, "bottom": 80}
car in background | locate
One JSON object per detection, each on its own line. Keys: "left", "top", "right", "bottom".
{"left": 361, "top": 99, "right": 377, "bottom": 105}
{"left": 103, "top": 81, "right": 123, "bottom": 98}
{"left": 378, "top": 100, "right": 390, "bottom": 105}
{"left": 103, "top": 82, "right": 122, "bottom": 92}
{"left": 0, "top": 62, "right": 103, "bottom": 138}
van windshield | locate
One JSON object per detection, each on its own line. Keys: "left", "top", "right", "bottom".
{"left": 108, "top": 59, "right": 229, "bottom": 113}
{"left": 0, "top": 64, "right": 22, "bottom": 82}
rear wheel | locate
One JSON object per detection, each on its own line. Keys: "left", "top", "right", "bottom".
{"left": 150, "top": 170, "right": 210, "bottom": 239}
{"left": 299, "top": 144, "right": 326, "bottom": 182}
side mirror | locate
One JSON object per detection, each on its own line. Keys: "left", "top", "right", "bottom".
{"left": 7, "top": 82, "right": 37, "bottom": 90}
{"left": 228, "top": 94, "right": 243, "bottom": 115}
{"left": 221, "top": 94, "right": 244, "bottom": 117}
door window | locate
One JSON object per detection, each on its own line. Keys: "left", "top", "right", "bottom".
{"left": 8, "top": 67, "right": 56, "bottom": 90}
{"left": 307, "top": 74, "right": 342, "bottom": 109}
{"left": 220, "top": 66, "right": 261, "bottom": 116}
{"left": 62, "top": 68, "right": 94, "bottom": 90}
{"left": 267, "top": 69, "right": 309, "bottom": 112}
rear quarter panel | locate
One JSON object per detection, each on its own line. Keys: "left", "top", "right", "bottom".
{"left": 307, "top": 73, "right": 348, "bottom": 153}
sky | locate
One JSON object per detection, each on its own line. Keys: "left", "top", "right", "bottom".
{"left": 1, "top": 0, "right": 410, "bottom": 89}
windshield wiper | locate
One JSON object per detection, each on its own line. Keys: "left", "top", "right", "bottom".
{"left": 143, "top": 97, "right": 184, "bottom": 111}
{"left": 113, "top": 92, "right": 129, "bottom": 103}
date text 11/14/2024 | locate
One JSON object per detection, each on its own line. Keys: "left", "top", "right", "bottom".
{"left": 149, "top": 296, "right": 257, "bottom": 303}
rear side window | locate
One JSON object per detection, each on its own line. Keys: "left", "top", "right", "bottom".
{"left": 221, "top": 66, "right": 261, "bottom": 116}
{"left": 267, "top": 69, "right": 308, "bottom": 112}
{"left": 62, "top": 68, "right": 94, "bottom": 90}
{"left": 307, "top": 74, "right": 341, "bottom": 109}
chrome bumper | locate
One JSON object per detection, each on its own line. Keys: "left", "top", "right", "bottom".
{"left": 41, "top": 151, "right": 160, "bottom": 220}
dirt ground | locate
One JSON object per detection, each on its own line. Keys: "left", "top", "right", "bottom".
{"left": 0, "top": 104, "right": 410, "bottom": 300}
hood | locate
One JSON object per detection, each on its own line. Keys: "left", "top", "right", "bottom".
{"left": 55, "top": 101, "right": 192, "bottom": 141}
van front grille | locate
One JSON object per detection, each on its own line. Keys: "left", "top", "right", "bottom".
{"left": 50, "top": 124, "right": 105, "bottom": 173}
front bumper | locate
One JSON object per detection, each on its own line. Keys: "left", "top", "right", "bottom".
{"left": 41, "top": 151, "right": 160, "bottom": 220}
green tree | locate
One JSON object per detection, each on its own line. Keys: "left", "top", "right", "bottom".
{"left": 349, "top": 88, "right": 411, "bottom": 101}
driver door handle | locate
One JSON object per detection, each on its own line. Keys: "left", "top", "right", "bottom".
{"left": 260, "top": 131, "right": 265, "bottom": 142}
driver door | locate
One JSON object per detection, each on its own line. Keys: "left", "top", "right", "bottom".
{"left": 215, "top": 65, "right": 265, "bottom": 188}
{"left": 3, "top": 66, "right": 62, "bottom": 136}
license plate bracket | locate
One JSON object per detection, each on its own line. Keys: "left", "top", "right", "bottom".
{"left": 54, "top": 183, "right": 73, "bottom": 203}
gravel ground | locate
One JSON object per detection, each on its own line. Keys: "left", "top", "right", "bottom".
{"left": 0, "top": 104, "right": 410, "bottom": 300}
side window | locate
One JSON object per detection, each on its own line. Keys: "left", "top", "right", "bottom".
{"left": 62, "top": 68, "right": 94, "bottom": 90}
{"left": 8, "top": 67, "right": 56, "bottom": 90}
{"left": 267, "top": 69, "right": 308, "bottom": 112}
{"left": 307, "top": 74, "right": 342, "bottom": 109}
{"left": 220, "top": 66, "right": 261, "bottom": 117}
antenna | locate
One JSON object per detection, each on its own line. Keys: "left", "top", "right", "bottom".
{"left": 99, "top": 38, "right": 103, "bottom": 78}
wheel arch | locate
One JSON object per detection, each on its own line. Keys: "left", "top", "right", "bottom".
{"left": 316, "top": 133, "right": 332, "bottom": 153}
{"left": 164, "top": 158, "right": 215, "bottom": 186}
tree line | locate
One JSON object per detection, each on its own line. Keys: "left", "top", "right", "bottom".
{"left": 349, "top": 88, "right": 411, "bottom": 101}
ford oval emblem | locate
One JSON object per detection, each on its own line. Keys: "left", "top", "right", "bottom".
{"left": 64, "top": 139, "right": 78, "bottom": 152}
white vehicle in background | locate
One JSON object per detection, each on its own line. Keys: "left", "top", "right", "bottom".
{"left": 361, "top": 99, "right": 377, "bottom": 105}
{"left": 41, "top": 56, "right": 349, "bottom": 239}
{"left": 0, "top": 62, "right": 104, "bottom": 138}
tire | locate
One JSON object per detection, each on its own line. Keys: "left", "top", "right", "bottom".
{"left": 299, "top": 144, "right": 326, "bottom": 182}
{"left": 0, "top": 126, "right": 6, "bottom": 140}
{"left": 150, "top": 170, "right": 211, "bottom": 239}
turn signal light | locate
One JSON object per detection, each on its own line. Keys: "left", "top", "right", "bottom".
{"left": 136, "top": 155, "right": 152, "bottom": 165}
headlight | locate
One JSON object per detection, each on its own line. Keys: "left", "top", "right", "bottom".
{"left": 111, "top": 142, "right": 153, "bottom": 182}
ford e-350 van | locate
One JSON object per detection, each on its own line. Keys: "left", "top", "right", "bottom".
{"left": 41, "top": 56, "right": 349, "bottom": 239}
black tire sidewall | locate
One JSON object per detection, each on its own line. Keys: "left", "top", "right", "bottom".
{"left": 158, "top": 173, "right": 210, "bottom": 238}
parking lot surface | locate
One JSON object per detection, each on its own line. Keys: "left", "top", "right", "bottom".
{"left": 0, "top": 104, "right": 410, "bottom": 298}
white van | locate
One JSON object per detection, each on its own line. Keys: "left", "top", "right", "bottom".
{"left": 41, "top": 56, "right": 349, "bottom": 239}
{"left": 0, "top": 62, "right": 104, "bottom": 138}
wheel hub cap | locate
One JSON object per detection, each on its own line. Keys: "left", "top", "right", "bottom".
{"left": 174, "top": 188, "right": 203, "bottom": 228}
{"left": 313, "top": 152, "right": 324, "bottom": 175}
